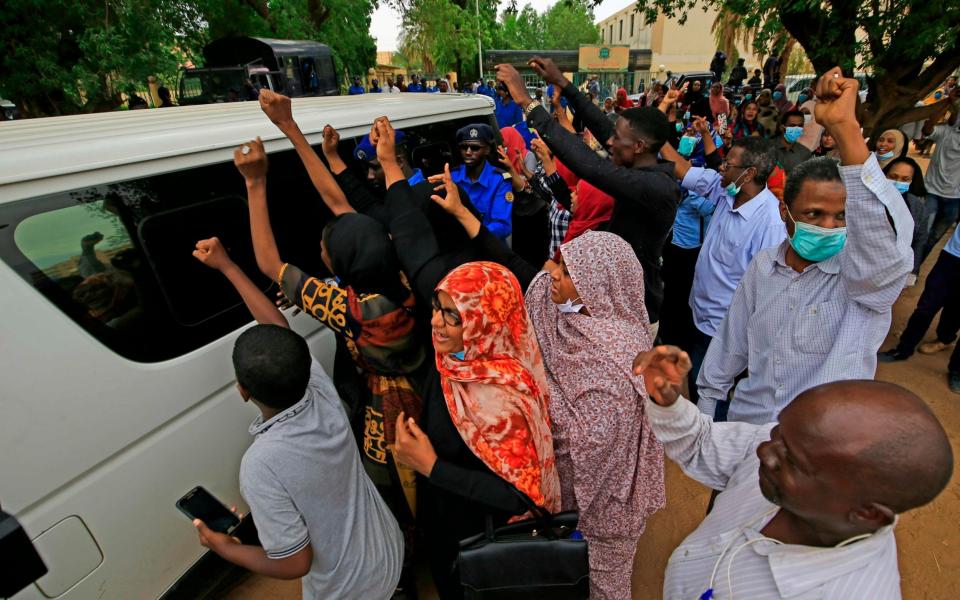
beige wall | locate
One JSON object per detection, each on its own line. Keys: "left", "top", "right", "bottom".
{"left": 597, "top": 3, "right": 762, "bottom": 79}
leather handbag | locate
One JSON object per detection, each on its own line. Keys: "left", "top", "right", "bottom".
{"left": 456, "top": 492, "right": 589, "bottom": 599}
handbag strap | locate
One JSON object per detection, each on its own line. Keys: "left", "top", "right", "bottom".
{"left": 509, "top": 486, "right": 560, "bottom": 540}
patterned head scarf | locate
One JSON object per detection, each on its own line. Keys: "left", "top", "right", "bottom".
{"left": 525, "top": 232, "right": 665, "bottom": 535}
{"left": 499, "top": 126, "right": 528, "bottom": 175}
{"left": 435, "top": 262, "right": 561, "bottom": 512}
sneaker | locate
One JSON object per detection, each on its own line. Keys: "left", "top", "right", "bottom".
{"left": 877, "top": 350, "right": 908, "bottom": 363}
{"left": 919, "top": 341, "right": 950, "bottom": 355}
{"left": 905, "top": 273, "right": 918, "bottom": 287}
{"left": 949, "top": 372, "right": 960, "bottom": 394}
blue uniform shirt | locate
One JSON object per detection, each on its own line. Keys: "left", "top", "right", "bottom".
{"left": 406, "top": 83, "right": 425, "bottom": 92}
{"left": 451, "top": 162, "right": 513, "bottom": 239}
{"left": 348, "top": 85, "right": 365, "bottom": 95}
{"left": 477, "top": 85, "right": 496, "bottom": 99}
{"left": 495, "top": 97, "right": 524, "bottom": 129}
{"left": 407, "top": 168, "right": 425, "bottom": 186}
{"left": 671, "top": 191, "right": 717, "bottom": 250}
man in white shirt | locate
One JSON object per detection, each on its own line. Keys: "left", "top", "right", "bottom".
{"left": 918, "top": 87, "right": 960, "bottom": 262}
{"left": 633, "top": 345, "right": 952, "bottom": 600}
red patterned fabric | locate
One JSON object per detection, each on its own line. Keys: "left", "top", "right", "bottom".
{"left": 500, "top": 126, "right": 528, "bottom": 175}
{"left": 435, "top": 262, "right": 561, "bottom": 512}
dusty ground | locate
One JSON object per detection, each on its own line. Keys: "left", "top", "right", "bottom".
{"left": 225, "top": 228, "right": 960, "bottom": 600}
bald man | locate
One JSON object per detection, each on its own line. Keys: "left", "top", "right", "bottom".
{"left": 633, "top": 346, "right": 953, "bottom": 600}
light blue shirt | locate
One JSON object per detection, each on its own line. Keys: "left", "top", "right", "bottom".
{"left": 944, "top": 224, "right": 960, "bottom": 258}
{"left": 681, "top": 167, "right": 787, "bottom": 337}
{"left": 697, "top": 155, "right": 914, "bottom": 424}
{"left": 671, "top": 191, "right": 717, "bottom": 250}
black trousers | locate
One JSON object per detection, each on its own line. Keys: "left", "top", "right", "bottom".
{"left": 895, "top": 250, "right": 960, "bottom": 373}
{"left": 658, "top": 243, "right": 701, "bottom": 348}
{"left": 511, "top": 206, "right": 550, "bottom": 268}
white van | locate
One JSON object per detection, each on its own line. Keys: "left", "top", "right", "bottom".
{"left": 0, "top": 93, "right": 495, "bottom": 599}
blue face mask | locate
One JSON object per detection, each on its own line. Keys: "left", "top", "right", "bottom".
{"left": 798, "top": 94, "right": 809, "bottom": 104}
{"left": 676, "top": 122, "right": 683, "bottom": 132}
{"left": 678, "top": 136, "right": 697, "bottom": 157}
{"left": 784, "top": 126, "right": 803, "bottom": 143}
{"left": 451, "top": 349, "right": 465, "bottom": 361}
{"left": 773, "top": 91, "right": 784, "bottom": 101}
{"left": 725, "top": 171, "right": 749, "bottom": 197}
{"left": 683, "top": 111, "right": 691, "bottom": 121}
{"left": 890, "top": 179, "right": 910, "bottom": 194}
{"left": 786, "top": 208, "right": 847, "bottom": 262}
{"left": 876, "top": 149, "right": 895, "bottom": 160}
{"left": 745, "top": 93, "right": 753, "bottom": 101}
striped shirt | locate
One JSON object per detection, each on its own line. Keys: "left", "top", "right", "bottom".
{"left": 697, "top": 155, "right": 914, "bottom": 423}
{"left": 649, "top": 397, "right": 902, "bottom": 600}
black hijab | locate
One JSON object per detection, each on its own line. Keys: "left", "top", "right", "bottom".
{"left": 323, "top": 213, "right": 408, "bottom": 304}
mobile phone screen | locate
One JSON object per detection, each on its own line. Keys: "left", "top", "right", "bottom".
{"left": 176, "top": 487, "right": 240, "bottom": 534}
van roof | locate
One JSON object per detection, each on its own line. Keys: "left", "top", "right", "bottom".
{"left": 0, "top": 93, "right": 494, "bottom": 203}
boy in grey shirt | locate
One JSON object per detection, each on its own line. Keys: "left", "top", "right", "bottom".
{"left": 191, "top": 236, "right": 403, "bottom": 599}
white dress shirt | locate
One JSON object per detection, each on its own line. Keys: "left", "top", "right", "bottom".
{"left": 697, "top": 154, "right": 914, "bottom": 423}
{"left": 649, "top": 397, "right": 902, "bottom": 600}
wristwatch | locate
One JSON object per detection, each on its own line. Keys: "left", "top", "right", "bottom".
{"left": 523, "top": 100, "right": 542, "bottom": 119}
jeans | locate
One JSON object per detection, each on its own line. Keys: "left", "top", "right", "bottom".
{"left": 895, "top": 250, "right": 960, "bottom": 373}
{"left": 921, "top": 194, "right": 960, "bottom": 263}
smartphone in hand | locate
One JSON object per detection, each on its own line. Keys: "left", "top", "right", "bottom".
{"left": 176, "top": 486, "right": 240, "bottom": 534}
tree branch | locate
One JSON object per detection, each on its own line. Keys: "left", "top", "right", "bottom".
{"left": 885, "top": 99, "right": 956, "bottom": 127}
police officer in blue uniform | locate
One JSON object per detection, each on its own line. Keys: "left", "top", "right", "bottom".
{"left": 451, "top": 123, "right": 514, "bottom": 240}
{"left": 406, "top": 74, "right": 425, "bottom": 92}
{"left": 348, "top": 76, "right": 366, "bottom": 95}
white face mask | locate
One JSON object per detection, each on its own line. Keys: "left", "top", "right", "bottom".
{"left": 557, "top": 297, "right": 585, "bottom": 313}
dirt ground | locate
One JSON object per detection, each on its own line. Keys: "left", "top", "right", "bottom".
{"left": 225, "top": 226, "right": 960, "bottom": 600}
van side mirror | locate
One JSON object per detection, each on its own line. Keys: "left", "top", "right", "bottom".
{"left": 0, "top": 510, "right": 47, "bottom": 598}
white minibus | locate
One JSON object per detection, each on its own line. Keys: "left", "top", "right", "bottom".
{"left": 0, "top": 92, "right": 495, "bottom": 599}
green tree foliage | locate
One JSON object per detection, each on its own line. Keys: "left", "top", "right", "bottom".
{"left": 618, "top": 0, "right": 960, "bottom": 135}
{"left": 0, "top": 0, "right": 376, "bottom": 117}
{"left": 539, "top": 0, "right": 600, "bottom": 50}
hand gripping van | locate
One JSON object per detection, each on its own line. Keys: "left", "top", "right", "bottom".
{"left": 0, "top": 92, "right": 495, "bottom": 599}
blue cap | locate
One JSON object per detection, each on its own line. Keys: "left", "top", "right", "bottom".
{"left": 353, "top": 129, "right": 406, "bottom": 162}
{"left": 456, "top": 123, "right": 495, "bottom": 145}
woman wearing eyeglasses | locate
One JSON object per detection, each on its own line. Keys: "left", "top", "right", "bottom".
{"left": 368, "top": 118, "right": 560, "bottom": 599}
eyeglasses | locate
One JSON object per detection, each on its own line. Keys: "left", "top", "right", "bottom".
{"left": 459, "top": 143, "right": 486, "bottom": 152}
{"left": 431, "top": 294, "right": 463, "bottom": 327}
{"left": 721, "top": 160, "right": 752, "bottom": 169}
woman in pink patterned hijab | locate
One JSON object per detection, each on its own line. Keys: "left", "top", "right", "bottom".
{"left": 526, "top": 230, "right": 666, "bottom": 600}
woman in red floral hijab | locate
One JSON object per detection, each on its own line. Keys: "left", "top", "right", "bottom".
{"left": 434, "top": 261, "right": 560, "bottom": 512}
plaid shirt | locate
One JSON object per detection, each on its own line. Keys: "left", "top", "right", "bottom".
{"left": 532, "top": 167, "right": 571, "bottom": 257}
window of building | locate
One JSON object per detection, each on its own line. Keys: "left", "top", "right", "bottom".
{"left": 609, "top": 24, "right": 613, "bottom": 41}
{"left": 619, "top": 20, "right": 623, "bottom": 41}
{"left": 630, "top": 14, "right": 635, "bottom": 37}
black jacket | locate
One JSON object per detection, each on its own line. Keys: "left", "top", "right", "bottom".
{"left": 525, "top": 82, "right": 681, "bottom": 323}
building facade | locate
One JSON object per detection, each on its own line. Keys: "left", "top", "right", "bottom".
{"left": 597, "top": 4, "right": 760, "bottom": 91}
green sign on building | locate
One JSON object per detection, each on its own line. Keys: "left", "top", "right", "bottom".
{"left": 599, "top": 47, "right": 610, "bottom": 59}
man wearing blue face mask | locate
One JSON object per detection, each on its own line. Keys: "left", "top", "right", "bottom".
{"left": 775, "top": 109, "right": 820, "bottom": 175}
{"left": 660, "top": 115, "right": 785, "bottom": 404}
{"left": 696, "top": 68, "right": 914, "bottom": 424}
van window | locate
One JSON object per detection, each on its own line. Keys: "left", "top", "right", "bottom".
{"left": 0, "top": 112, "right": 496, "bottom": 362}
{"left": 0, "top": 148, "right": 333, "bottom": 362}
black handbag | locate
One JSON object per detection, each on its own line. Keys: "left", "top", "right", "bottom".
{"left": 456, "top": 492, "right": 589, "bottom": 599}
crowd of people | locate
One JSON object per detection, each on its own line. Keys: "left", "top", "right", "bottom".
{"left": 186, "top": 59, "right": 958, "bottom": 600}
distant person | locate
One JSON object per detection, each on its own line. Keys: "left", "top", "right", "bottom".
{"left": 191, "top": 238, "right": 404, "bottom": 599}
{"left": 882, "top": 156, "right": 931, "bottom": 286}
{"left": 127, "top": 95, "right": 148, "bottom": 110}
{"left": 157, "top": 86, "right": 174, "bottom": 107}
{"left": 395, "top": 74, "right": 408, "bottom": 92}
{"left": 917, "top": 88, "right": 960, "bottom": 263}
{"left": 384, "top": 77, "right": 400, "bottom": 93}
{"left": 728, "top": 58, "right": 748, "bottom": 89}
{"left": 879, "top": 225, "right": 960, "bottom": 393}
{"left": 762, "top": 54, "right": 780, "bottom": 88}
{"left": 634, "top": 346, "right": 953, "bottom": 600}
{"left": 709, "top": 51, "right": 726, "bottom": 82}
{"left": 348, "top": 76, "right": 365, "bottom": 95}
{"left": 369, "top": 78, "right": 382, "bottom": 93}
{"left": 406, "top": 74, "right": 425, "bottom": 93}
{"left": 494, "top": 84, "right": 523, "bottom": 128}
{"left": 587, "top": 74, "right": 600, "bottom": 98}
{"left": 748, "top": 68, "right": 762, "bottom": 88}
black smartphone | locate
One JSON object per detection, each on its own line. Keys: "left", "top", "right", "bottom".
{"left": 176, "top": 486, "right": 240, "bottom": 534}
